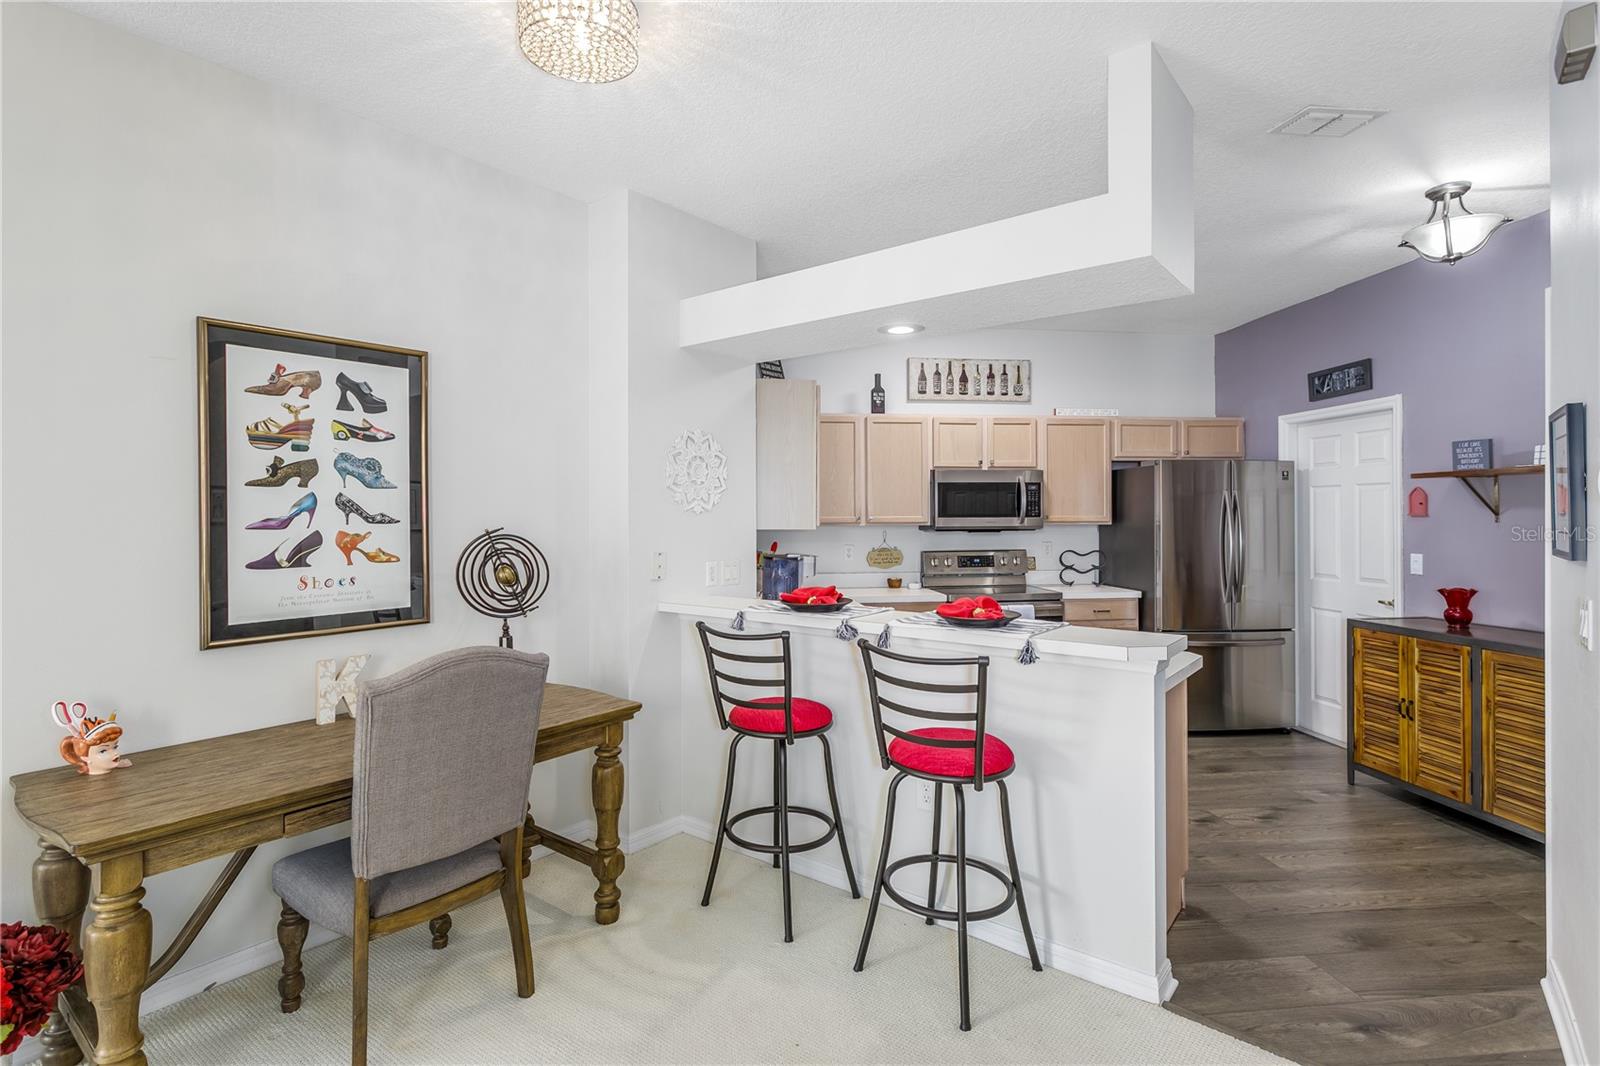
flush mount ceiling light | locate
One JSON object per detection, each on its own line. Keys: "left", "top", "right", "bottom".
{"left": 1398, "top": 181, "right": 1511, "bottom": 265}
{"left": 517, "top": 0, "right": 639, "bottom": 84}
{"left": 877, "top": 324, "right": 924, "bottom": 336}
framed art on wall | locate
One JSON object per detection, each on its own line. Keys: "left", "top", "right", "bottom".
{"left": 1549, "top": 401, "right": 1587, "bottom": 562}
{"left": 906, "top": 358, "right": 1031, "bottom": 402}
{"left": 198, "top": 318, "right": 429, "bottom": 648}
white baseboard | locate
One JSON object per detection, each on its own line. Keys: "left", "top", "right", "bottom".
{"left": 678, "top": 816, "right": 1170, "bottom": 1004}
{"left": 4, "top": 817, "right": 679, "bottom": 1066}
{"left": 1293, "top": 725, "right": 1345, "bottom": 748}
{"left": 1544, "top": 958, "right": 1590, "bottom": 1066}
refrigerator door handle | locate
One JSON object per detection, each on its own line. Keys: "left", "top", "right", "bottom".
{"left": 1187, "top": 635, "right": 1289, "bottom": 648}
{"left": 1231, "top": 489, "right": 1245, "bottom": 603}
{"left": 1219, "top": 488, "right": 1235, "bottom": 604}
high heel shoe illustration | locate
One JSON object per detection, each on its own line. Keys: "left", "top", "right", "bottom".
{"left": 335, "top": 492, "right": 399, "bottom": 525}
{"left": 244, "top": 363, "right": 322, "bottom": 399}
{"left": 246, "top": 492, "right": 317, "bottom": 530}
{"left": 245, "top": 530, "right": 323, "bottom": 570}
{"left": 334, "top": 452, "right": 396, "bottom": 489}
{"left": 336, "top": 530, "right": 400, "bottom": 565}
{"left": 245, "top": 457, "right": 319, "bottom": 488}
{"left": 335, "top": 372, "right": 387, "bottom": 414}
{"left": 246, "top": 403, "right": 315, "bottom": 451}
{"left": 330, "top": 418, "right": 395, "bottom": 443}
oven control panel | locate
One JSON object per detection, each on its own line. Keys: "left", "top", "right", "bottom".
{"left": 921, "top": 550, "right": 1029, "bottom": 576}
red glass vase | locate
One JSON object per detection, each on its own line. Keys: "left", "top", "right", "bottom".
{"left": 1438, "top": 587, "right": 1477, "bottom": 629}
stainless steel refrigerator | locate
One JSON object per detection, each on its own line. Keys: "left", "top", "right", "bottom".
{"left": 1100, "top": 461, "right": 1296, "bottom": 731}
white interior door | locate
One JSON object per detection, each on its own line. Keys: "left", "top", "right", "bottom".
{"left": 1294, "top": 409, "right": 1399, "bottom": 742}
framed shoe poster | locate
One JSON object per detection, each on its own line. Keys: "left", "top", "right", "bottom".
{"left": 198, "top": 318, "right": 429, "bottom": 649}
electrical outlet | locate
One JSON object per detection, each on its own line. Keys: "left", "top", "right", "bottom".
{"left": 721, "top": 561, "right": 739, "bottom": 586}
{"left": 1027, "top": 556, "right": 1037, "bottom": 571}
{"left": 843, "top": 544, "right": 854, "bottom": 561}
{"left": 651, "top": 552, "right": 666, "bottom": 581}
{"left": 1043, "top": 540, "right": 1053, "bottom": 557}
{"left": 1410, "top": 553, "right": 1424, "bottom": 575}
{"left": 916, "top": 780, "right": 934, "bottom": 811}
{"left": 705, "top": 562, "right": 719, "bottom": 587}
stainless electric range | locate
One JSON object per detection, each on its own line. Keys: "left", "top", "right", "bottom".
{"left": 919, "top": 549, "right": 1064, "bottom": 622}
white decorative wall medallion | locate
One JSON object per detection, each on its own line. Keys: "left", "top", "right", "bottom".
{"left": 665, "top": 430, "right": 729, "bottom": 514}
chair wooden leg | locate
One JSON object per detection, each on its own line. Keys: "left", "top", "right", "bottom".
{"left": 277, "top": 902, "right": 310, "bottom": 1013}
{"left": 429, "top": 913, "right": 451, "bottom": 949}
{"left": 352, "top": 879, "right": 370, "bottom": 1066}
{"left": 499, "top": 829, "right": 535, "bottom": 998}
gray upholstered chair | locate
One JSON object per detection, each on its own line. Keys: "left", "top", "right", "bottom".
{"left": 272, "top": 647, "right": 549, "bottom": 1066}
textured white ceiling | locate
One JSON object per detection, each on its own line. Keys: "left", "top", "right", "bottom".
{"left": 61, "top": 1, "right": 1557, "bottom": 334}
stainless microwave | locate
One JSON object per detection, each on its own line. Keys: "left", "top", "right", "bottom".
{"left": 925, "top": 468, "right": 1045, "bottom": 531}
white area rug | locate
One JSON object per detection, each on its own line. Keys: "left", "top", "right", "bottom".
{"left": 142, "top": 835, "right": 1287, "bottom": 1064}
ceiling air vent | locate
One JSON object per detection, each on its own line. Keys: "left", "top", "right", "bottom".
{"left": 1269, "top": 106, "right": 1386, "bottom": 138}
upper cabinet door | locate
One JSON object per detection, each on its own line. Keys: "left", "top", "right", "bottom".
{"left": 817, "top": 415, "right": 865, "bottom": 525}
{"left": 865, "top": 415, "right": 931, "bottom": 524}
{"left": 1039, "top": 418, "right": 1112, "bottom": 523}
{"left": 931, "top": 417, "right": 984, "bottom": 468}
{"left": 987, "top": 417, "right": 1038, "bottom": 468}
{"left": 755, "top": 380, "right": 820, "bottom": 530}
{"left": 1182, "top": 418, "right": 1245, "bottom": 458}
{"left": 1113, "top": 418, "right": 1181, "bottom": 459}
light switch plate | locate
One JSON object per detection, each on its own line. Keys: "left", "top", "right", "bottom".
{"left": 1581, "top": 599, "right": 1594, "bottom": 651}
{"left": 720, "top": 561, "right": 739, "bottom": 586}
{"left": 1410, "top": 553, "right": 1424, "bottom": 575}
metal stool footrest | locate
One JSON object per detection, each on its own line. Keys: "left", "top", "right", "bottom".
{"left": 880, "top": 853, "right": 1016, "bottom": 923}
{"left": 724, "top": 804, "right": 839, "bottom": 855}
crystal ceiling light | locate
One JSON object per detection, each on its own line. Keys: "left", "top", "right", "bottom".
{"left": 517, "top": 0, "right": 639, "bottom": 84}
{"left": 1398, "top": 181, "right": 1511, "bottom": 265}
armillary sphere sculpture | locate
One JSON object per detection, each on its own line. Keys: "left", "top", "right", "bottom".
{"left": 455, "top": 528, "right": 549, "bottom": 648}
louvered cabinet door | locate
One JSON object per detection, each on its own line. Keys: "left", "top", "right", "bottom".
{"left": 1352, "top": 627, "right": 1407, "bottom": 779}
{"left": 1408, "top": 639, "right": 1472, "bottom": 802}
{"left": 1483, "top": 650, "right": 1546, "bottom": 833}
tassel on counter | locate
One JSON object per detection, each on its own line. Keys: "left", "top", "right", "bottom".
{"left": 731, "top": 611, "right": 745, "bottom": 631}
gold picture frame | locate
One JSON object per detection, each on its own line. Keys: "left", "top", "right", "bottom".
{"left": 197, "top": 317, "right": 430, "bottom": 649}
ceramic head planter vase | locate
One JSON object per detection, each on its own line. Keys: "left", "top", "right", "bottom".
{"left": 1438, "top": 587, "right": 1478, "bottom": 630}
{"left": 52, "top": 700, "right": 131, "bottom": 775}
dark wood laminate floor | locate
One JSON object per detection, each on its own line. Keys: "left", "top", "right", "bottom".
{"left": 1167, "top": 732, "right": 1558, "bottom": 1066}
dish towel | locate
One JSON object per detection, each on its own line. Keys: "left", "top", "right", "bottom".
{"left": 737, "top": 601, "right": 887, "bottom": 641}
{"left": 874, "top": 611, "right": 1065, "bottom": 664}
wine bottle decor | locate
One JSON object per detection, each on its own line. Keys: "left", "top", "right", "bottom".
{"left": 871, "top": 373, "right": 887, "bottom": 413}
{"left": 905, "top": 358, "right": 1031, "bottom": 403}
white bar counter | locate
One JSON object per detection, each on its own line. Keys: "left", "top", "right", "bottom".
{"left": 658, "top": 594, "right": 1190, "bottom": 1004}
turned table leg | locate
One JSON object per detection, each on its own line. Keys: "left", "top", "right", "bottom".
{"left": 591, "top": 724, "right": 625, "bottom": 925}
{"left": 82, "top": 854, "right": 151, "bottom": 1066}
{"left": 33, "top": 842, "right": 91, "bottom": 1066}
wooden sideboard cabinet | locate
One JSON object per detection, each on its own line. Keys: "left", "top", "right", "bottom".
{"left": 1348, "top": 618, "right": 1545, "bottom": 840}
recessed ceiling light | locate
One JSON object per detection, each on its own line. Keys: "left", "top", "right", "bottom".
{"left": 878, "top": 324, "right": 924, "bottom": 336}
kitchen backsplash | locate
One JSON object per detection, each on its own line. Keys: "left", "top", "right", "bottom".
{"left": 759, "top": 524, "right": 1102, "bottom": 584}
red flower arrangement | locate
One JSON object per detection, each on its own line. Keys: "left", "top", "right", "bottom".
{"left": 2, "top": 921, "right": 83, "bottom": 1055}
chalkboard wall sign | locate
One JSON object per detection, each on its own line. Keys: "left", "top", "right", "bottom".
{"left": 1452, "top": 438, "right": 1494, "bottom": 470}
{"left": 1308, "top": 358, "right": 1373, "bottom": 402}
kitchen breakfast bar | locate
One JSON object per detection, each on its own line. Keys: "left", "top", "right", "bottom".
{"left": 659, "top": 596, "right": 1200, "bottom": 1004}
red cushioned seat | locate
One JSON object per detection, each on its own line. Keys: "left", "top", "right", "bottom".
{"left": 888, "top": 727, "right": 1015, "bottom": 778}
{"left": 728, "top": 696, "right": 833, "bottom": 734}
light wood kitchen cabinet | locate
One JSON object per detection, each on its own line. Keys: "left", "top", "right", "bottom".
{"left": 1113, "top": 418, "right": 1181, "bottom": 459}
{"left": 1062, "top": 597, "right": 1139, "bottom": 629}
{"left": 986, "top": 417, "right": 1039, "bottom": 468}
{"left": 931, "top": 416, "right": 985, "bottom": 468}
{"left": 1181, "top": 418, "right": 1246, "bottom": 458}
{"left": 817, "top": 415, "right": 865, "bottom": 525}
{"left": 756, "top": 380, "right": 821, "bottom": 530}
{"left": 1483, "top": 650, "right": 1546, "bottom": 834}
{"left": 1039, "top": 418, "right": 1112, "bottom": 523}
{"left": 864, "top": 415, "right": 931, "bottom": 524}
{"left": 1349, "top": 619, "right": 1544, "bottom": 840}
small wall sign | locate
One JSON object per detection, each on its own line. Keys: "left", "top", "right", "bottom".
{"left": 1307, "top": 358, "right": 1373, "bottom": 402}
{"left": 1452, "top": 438, "right": 1494, "bottom": 471}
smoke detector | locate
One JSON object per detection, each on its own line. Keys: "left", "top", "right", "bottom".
{"left": 1269, "top": 106, "right": 1386, "bottom": 138}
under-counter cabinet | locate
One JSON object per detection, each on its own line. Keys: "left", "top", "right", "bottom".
{"left": 864, "top": 415, "right": 931, "bottom": 524}
{"left": 817, "top": 415, "right": 865, "bottom": 524}
{"left": 1039, "top": 418, "right": 1112, "bottom": 523}
{"left": 1062, "top": 597, "right": 1139, "bottom": 630}
{"left": 1348, "top": 618, "right": 1544, "bottom": 839}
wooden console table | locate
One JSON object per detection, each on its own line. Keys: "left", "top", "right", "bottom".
{"left": 10, "top": 683, "right": 640, "bottom": 1066}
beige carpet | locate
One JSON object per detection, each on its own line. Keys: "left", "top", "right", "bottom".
{"left": 142, "top": 835, "right": 1288, "bottom": 1065}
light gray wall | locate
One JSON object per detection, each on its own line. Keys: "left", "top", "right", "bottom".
{"left": 1546, "top": 5, "right": 1600, "bottom": 1059}
{"left": 0, "top": 0, "right": 592, "bottom": 1009}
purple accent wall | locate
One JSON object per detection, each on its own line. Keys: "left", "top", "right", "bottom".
{"left": 1215, "top": 212, "right": 1549, "bottom": 631}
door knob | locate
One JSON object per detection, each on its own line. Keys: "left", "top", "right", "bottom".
{"left": 1378, "top": 598, "right": 1395, "bottom": 608}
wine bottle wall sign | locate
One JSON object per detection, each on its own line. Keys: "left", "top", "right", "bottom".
{"left": 906, "top": 358, "right": 1031, "bottom": 403}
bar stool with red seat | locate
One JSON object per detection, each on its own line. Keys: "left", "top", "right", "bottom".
{"left": 695, "top": 621, "right": 860, "bottom": 942}
{"left": 852, "top": 639, "right": 1042, "bottom": 1031}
